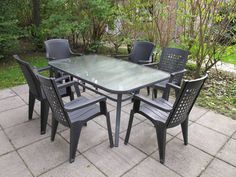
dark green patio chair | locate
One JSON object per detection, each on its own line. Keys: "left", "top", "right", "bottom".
{"left": 147, "top": 48, "right": 189, "bottom": 100}
{"left": 124, "top": 74, "right": 208, "bottom": 164}
{"left": 14, "top": 55, "right": 74, "bottom": 134}
{"left": 37, "top": 74, "right": 113, "bottom": 163}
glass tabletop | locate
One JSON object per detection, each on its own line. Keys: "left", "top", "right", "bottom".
{"left": 49, "top": 55, "right": 170, "bottom": 93}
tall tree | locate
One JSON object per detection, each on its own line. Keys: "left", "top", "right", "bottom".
{"left": 32, "top": 0, "right": 40, "bottom": 27}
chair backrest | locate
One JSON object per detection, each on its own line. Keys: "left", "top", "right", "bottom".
{"left": 44, "top": 39, "right": 71, "bottom": 60}
{"left": 159, "top": 48, "right": 188, "bottom": 84}
{"left": 37, "top": 74, "right": 70, "bottom": 127}
{"left": 13, "top": 55, "right": 42, "bottom": 98}
{"left": 129, "top": 41, "right": 155, "bottom": 63}
{"left": 166, "top": 74, "right": 208, "bottom": 128}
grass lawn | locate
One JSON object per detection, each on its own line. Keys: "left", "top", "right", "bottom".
{"left": 0, "top": 53, "right": 48, "bottom": 89}
{"left": 222, "top": 53, "right": 236, "bottom": 65}
{"left": 221, "top": 45, "right": 236, "bottom": 65}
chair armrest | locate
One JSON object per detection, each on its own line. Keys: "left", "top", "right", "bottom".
{"left": 166, "top": 83, "right": 181, "bottom": 91}
{"left": 55, "top": 75, "right": 71, "bottom": 82}
{"left": 70, "top": 51, "right": 83, "bottom": 56}
{"left": 57, "top": 80, "right": 80, "bottom": 96}
{"left": 64, "top": 96, "right": 106, "bottom": 112}
{"left": 143, "top": 62, "right": 159, "bottom": 68}
{"left": 170, "top": 69, "right": 187, "bottom": 77}
{"left": 134, "top": 94, "right": 172, "bottom": 112}
{"left": 57, "top": 80, "right": 77, "bottom": 89}
{"left": 36, "top": 66, "right": 51, "bottom": 72}
{"left": 169, "top": 69, "right": 187, "bottom": 82}
{"left": 137, "top": 60, "right": 152, "bottom": 64}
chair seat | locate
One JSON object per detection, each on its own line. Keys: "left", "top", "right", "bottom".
{"left": 139, "top": 98, "right": 172, "bottom": 123}
{"left": 65, "top": 96, "right": 100, "bottom": 123}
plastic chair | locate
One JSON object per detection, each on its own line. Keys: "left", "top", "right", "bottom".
{"left": 148, "top": 48, "right": 188, "bottom": 100}
{"left": 124, "top": 74, "right": 208, "bottom": 164}
{"left": 115, "top": 41, "right": 155, "bottom": 64}
{"left": 14, "top": 55, "right": 74, "bottom": 134}
{"left": 37, "top": 74, "right": 114, "bottom": 163}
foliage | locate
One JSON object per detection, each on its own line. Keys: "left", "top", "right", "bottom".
{"left": 0, "top": 18, "right": 21, "bottom": 60}
{"left": 76, "top": 0, "right": 117, "bottom": 52}
{"left": 221, "top": 45, "right": 236, "bottom": 65}
{"left": 0, "top": 54, "right": 47, "bottom": 88}
{"left": 0, "top": 0, "right": 26, "bottom": 60}
{"left": 177, "top": 0, "right": 236, "bottom": 78}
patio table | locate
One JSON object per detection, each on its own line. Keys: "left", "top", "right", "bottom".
{"left": 49, "top": 55, "right": 170, "bottom": 147}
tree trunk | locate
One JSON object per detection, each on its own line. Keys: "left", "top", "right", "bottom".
{"left": 32, "top": 0, "right": 40, "bottom": 27}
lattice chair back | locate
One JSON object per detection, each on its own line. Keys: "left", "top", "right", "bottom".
{"left": 159, "top": 48, "right": 188, "bottom": 84}
{"left": 167, "top": 74, "right": 208, "bottom": 128}
{"left": 129, "top": 41, "right": 155, "bottom": 63}
{"left": 37, "top": 75, "right": 70, "bottom": 127}
{"left": 45, "top": 39, "right": 71, "bottom": 60}
{"left": 14, "top": 55, "right": 42, "bottom": 99}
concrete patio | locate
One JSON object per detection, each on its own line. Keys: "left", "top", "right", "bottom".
{"left": 0, "top": 84, "right": 236, "bottom": 177}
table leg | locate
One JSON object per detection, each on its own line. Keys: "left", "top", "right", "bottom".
{"left": 114, "top": 93, "right": 122, "bottom": 147}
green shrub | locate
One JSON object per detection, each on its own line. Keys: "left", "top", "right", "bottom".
{"left": 0, "top": 17, "right": 21, "bottom": 60}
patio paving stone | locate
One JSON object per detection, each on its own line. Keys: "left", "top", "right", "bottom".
{"left": 197, "top": 111, "right": 236, "bottom": 136}
{"left": 0, "top": 105, "right": 38, "bottom": 129}
{"left": 0, "top": 151, "right": 32, "bottom": 177}
{"left": 233, "top": 132, "right": 236, "bottom": 140}
{"left": 151, "top": 138, "right": 213, "bottom": 177}
{"left": 122, "top": 157, "right": 181, "bottom": 177}
{"left": 189, "top": 106, "right": 208, "bottom": 121}
{"left": 216, "top": 138, "right": 236, "bottom": 167}
{"left": 0, "top": 131, "right": 14, "bottom": 156}
{"left": 0, "top": 88, "right": 16, "bottom": 100}
{"left": 121, "top": 103, "right": 147, "bottom": 121}
{"left": 60, "top": 121, "right": 109, "bottom": 153}
{"left": 11, "top": 84, "right": 29, "bottom": 95}
{"left": 18, "top": 136, "right": 69, "bottom": 176}
{"left": 120, "top": 122, "right": 173, "bottom": 155}
{"left": 177, "top": 123, "right": 228, "bottom": 156}
{"left": 0, "top": 85, "right": 236, "bottom": 177}
{"left": 84, "top": 139, "right": 146, "bottom": 177}
{"left": 17, "top": 92, "right": 31, "bottom": 104}
{"left": 0, "top": 96, "right": 25, "bottom": 113}
{"left": 200, "top": 158, "right": 236, "bottom": 177}
{"left": 39, "top": 155, "right": 106, "bottom": 177}
{"left": 5, "top": 119, "right": 51, "bottom": 149}
{"left": 94, "top": 110, "right": 142, "bottom": 134}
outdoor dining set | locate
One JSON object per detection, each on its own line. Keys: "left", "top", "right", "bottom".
{"left": 13, "top": 39, "right": 207, "bottom": 164}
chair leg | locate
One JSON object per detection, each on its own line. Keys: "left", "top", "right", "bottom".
{"left": 181, "top": 118, "right": 189, "bottom": 145}
{"left": 162, "top": 89, "right": 170, "bottom": 101}
{"left": 106, "top": 113, "right": 114, "bottom": 147}
{"left": 147, "top": 87, "right": 150, "bottom": 95}
{"left": 70, "top": 124, "right": 82, "bottom": 163}
{"left": 82, "top": 82, "right": 86, "bottom": 92}
{"left": 51, "top": 116, "right": 58, "bottom": 141}
{"left": 40, "top": 100, "right": 49, "bottom": 135}
{"left": 155, "top": 125, "right": 167, "bottom": 164}
{"left": 124, "top": 110, "right": 134, "bottom": 145}
{"left": 69, "top": 89, "right": 74, "bottom": 101}
{"left": 153, "top": 88, "right": 157, "bottom": 99}
{"left": 28, "top": 91, "right": 35, "bottom": 120}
